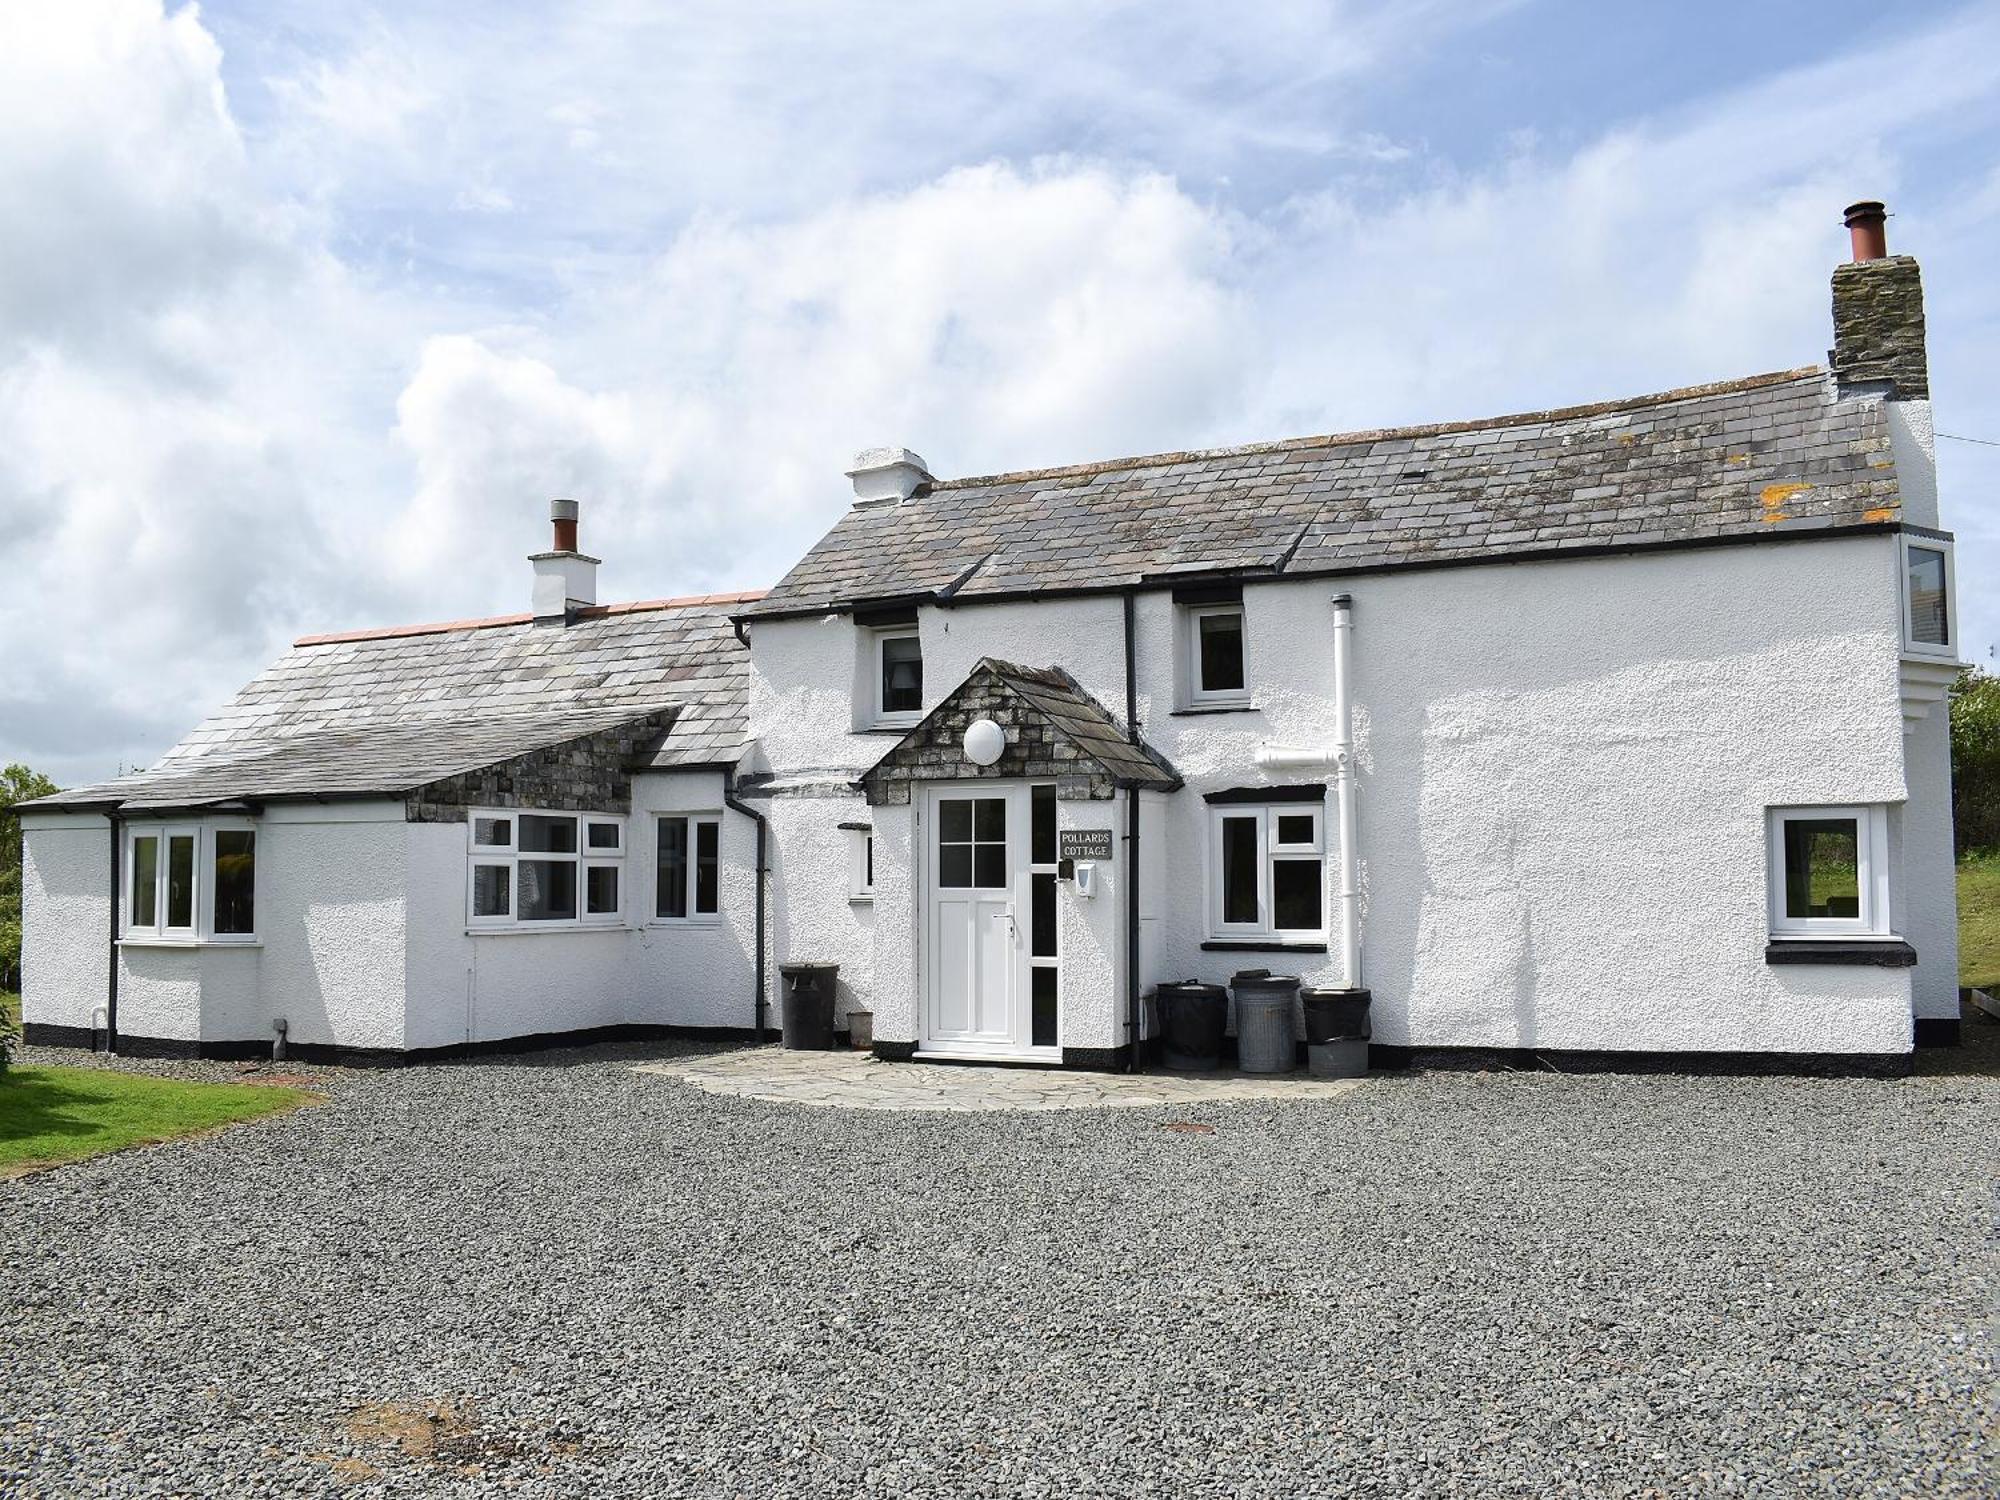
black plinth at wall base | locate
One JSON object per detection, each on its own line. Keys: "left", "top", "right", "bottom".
{"left": 1913, "top": 1017, "right": 1961, "bottom": 1048}
{"left": 872, "top": 1040, "right": 918, "bottom": 1063}
{"left": 21, "top": 1020, "right": 763, "bottom": 1068}
{"left": 1366, "top": 1044, "right": 1912, "bottom": 1079}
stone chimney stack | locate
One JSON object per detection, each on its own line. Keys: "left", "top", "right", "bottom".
{"left": 531, "top": 498, "right": 599, "bottom": 624}
{"left": 1829, "top": 200, "right": 1928, "bottom": 400}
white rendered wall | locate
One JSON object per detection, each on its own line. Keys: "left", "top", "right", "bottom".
{"left": 402, "top": 770, "right": 763, "bottom": 1050}
{"left": 20, "top": 804, "right": 410, "bottom": 1049}
{"left": 750, "top": 533, "right": 1925, "bottom": 1057}
{"left": 20, "top": 815, "right": 112, "bottom": 1033}
{"left": 1886, "top": 402, "right": 1938, "bottom": 529}
{"left": 765, "top": 794, "right": 875, "bottom": 1026}
{"left": 256, "top": 805, "right": 409, "bottom": 1050}
{"left": 1900, "top": 709, "right": 1960, "bottom": 1022}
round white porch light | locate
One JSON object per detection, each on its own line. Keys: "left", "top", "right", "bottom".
{"left": 963, "top": 717, "right": 1006, "bottom": 766}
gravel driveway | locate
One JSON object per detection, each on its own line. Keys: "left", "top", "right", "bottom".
{"left": 2, "top": 1039, "right": 1994, "bottom": 1498}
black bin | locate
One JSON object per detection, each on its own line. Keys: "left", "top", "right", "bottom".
{"left": 1302, "top": 988, "right": 1372, "bottom": 1043}
{"left": 1155, "top": 981, "right": 1227, "bottom": 1072}
{"left": 779, "top": 963, "right": 839, "bottom": 1050}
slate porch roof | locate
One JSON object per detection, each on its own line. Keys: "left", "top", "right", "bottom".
{"left": 859, "top": 658, "right": 1181, "bottom": 794}
{"left": 36, "top": 591, "right": 763, "bottom": 811}
{"left": 738, "top": 367, "right": 1904, "bottom": 620}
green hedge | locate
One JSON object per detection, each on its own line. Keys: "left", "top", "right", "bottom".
{"left": 1953, "top": 670, "right": 2000, "bottom": 858}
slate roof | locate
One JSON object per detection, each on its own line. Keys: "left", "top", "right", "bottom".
{"left": 37, "top": 592, "right": 761, "bottom": 810}
{"left": 739, "top": 368, "right": 1904, "bottom": 619}
{"left": 861, "top": 658, "right": 1181, "bottom": 793}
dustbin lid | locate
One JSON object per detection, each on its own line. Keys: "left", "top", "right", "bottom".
{"left": 1155, "top": 980, "right": 1226, "bottom": 999}
{"left": 1232, "top": 973, "right": 1299, "bottom": 990}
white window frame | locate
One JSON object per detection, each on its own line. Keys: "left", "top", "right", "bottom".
{"left": 1182, "top": 602, "right": 1251, "bottom": 709}
{"left": 1897, "top": 534, "right": 1957, "bottom": 661}
{"left": 847, "top": 827, "right": 875, "bottom": 903}
{"left": 870, "top": 626, "right": 924, "bottom": 728}
{"left": 1766, "top": 805, "right": 1891, "bottom": 938}
{"left": 653, "top": 813, "right": 724, "bottom": 925}
{"left": 1205, "top": 802, "right": 1326, "bottom": 942}
{"left": 204, "top": 819, "right": 260, "bottom": 942}
{"left": 122, "top": 820, "right": 260, "bottom": 945}
{"left": 466, "top": 809, "right": 626, "bottom": 931}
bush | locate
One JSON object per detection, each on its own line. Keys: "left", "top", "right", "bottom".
{"left": 2, "top": 763, "right": 61, "bottom": 1000}
{"left": 1952, "top": 670, "right": 2000, "bottom": 858}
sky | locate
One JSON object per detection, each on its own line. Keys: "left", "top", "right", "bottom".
{"left": 1, "top": 0, "right": 1996, "bottom": 787}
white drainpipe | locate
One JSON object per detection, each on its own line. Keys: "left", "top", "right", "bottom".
{"left": 1253, "top": 593, "right": 1361, "bottom": 990}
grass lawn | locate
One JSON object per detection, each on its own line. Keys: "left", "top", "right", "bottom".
{"left": 1961, "top": 853, "right": 2000, "bottom": 993}
{"left": 0, "top": 1064, "right": 314, "bottom": 1176}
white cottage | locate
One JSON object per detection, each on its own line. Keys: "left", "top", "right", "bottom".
{"left": 19, "top": 203, "right": 1965, "bottom": 1070}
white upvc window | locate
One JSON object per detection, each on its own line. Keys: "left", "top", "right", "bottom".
{"left": 1898, "top": 534, "right": 1957, "bottom": 660}
{"left": 1767, "top": 805, "right": 1891, "bottom": 938}
{"left": 870, "top": 626, "right": 924, "bottom": 728}
{"left": 467, "top": 810, "right": 625, "bottom": 929}
{"left": 1181, "top": 602, "right": 1250, "bottom": 708}
{"left": 847, "top": 826, "right": 875, "bottom": 902}
{"left": 655, "top": 813, "right": 723, "bottom": 922}
{"left": 1206, "top": 801, "right": 1325, "bottom": 942}
{"left": 123, "top": 821, "right": 258, "bottom": 943}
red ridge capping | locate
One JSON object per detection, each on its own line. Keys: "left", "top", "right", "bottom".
{"left": 294, "top": 589, "right": 769, "bottom": 647}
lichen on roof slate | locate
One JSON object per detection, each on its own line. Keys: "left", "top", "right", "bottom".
{"left": 739, "top": 368, "right": 1902, "bottom": 619}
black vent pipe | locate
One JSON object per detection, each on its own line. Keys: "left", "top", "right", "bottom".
{"left": 722, "top": 771, "right": 770, "bottom": 1040}
{"left": 1122, "top": 590, "right": 1142, "bottom": 1074}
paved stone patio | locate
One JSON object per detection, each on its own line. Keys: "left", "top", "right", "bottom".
{"left": 635, "top": 1045, "right": 1366, "bottom": 1110}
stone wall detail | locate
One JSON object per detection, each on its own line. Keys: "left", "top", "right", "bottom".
{"left": 406, "top": 711, "right": 675, "bottom": 821}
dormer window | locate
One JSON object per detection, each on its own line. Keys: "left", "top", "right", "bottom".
{"left": 1900, "top": 534, "right": 1955, "bottom": 658}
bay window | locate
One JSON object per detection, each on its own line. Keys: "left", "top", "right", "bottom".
{"left": 468, "top": 810, "right": 624, "bottom": 929}
{"left": 123, "top": 822, "right": 257, "bottom": 942}
{"left": 1899, "top": 534, "right": 1956, "bottom": 659}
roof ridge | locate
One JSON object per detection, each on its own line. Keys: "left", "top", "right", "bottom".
{"left": 931, "top": 367, "right": 1828, "bottom": 492}
{"left": 294, "top": 588, "right": 769, "bottom": 648}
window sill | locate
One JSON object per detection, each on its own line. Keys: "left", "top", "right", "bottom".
{"left": 850, "top": 894, "right": 875, "bottom": 905}
{"left": 466, "top": 924, "right": 630, "bottom": 937}
{"left": 1200, "top": 939, "right": 1328, "bottom": 953}
{"left": 1764, "top": 938, "right": 1916, "bottom": 967}
{"left": 1171, "top": 703, "right": 1260, "bottom": 717}
{"left": 644, "top": 918, "right": 726, "bottom": 930}
{"left": 118, "top": 938, "right": 262, "bottom": 950}
{"left": 859, "top": 722, "right": 922, "bottom": 735}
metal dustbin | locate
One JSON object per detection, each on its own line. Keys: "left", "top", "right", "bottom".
{"left": 1302, "top": 987, "right": 1372, "bottom": 1078}
{"left": 779, "top": 963, "right": 839, "bottom": 1050}
{"left": 1155, "top": 981, "right": 1227, "bottom": 1072}
{"left": 1232, "top": 971, "right": 1299, "bottom": 1075}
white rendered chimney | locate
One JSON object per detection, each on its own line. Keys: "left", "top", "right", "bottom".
{"left": 846, "top": 447, "right": 934, "bottom": 505}
{"left": 531, "top": 498, "right": 599, "bottom": 623}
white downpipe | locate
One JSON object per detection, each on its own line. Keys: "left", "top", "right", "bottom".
{"left": 1253, "top": 593, "right": 1361, "bottom": 989}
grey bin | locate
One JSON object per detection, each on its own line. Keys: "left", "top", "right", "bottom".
{"left": 1230, "top": 971, "right": 1299, "bottom": 1075}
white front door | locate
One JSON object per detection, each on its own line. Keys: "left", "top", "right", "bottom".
{"left": 923, "top": 784, "right": 1033, "bottom": 1056}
